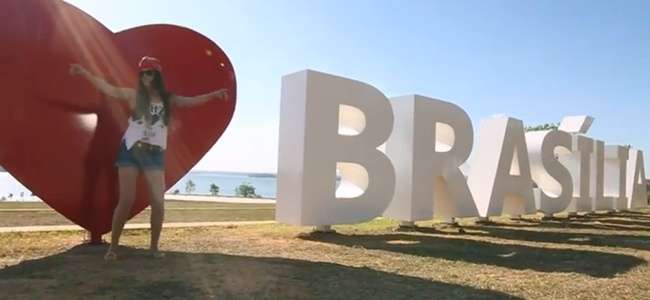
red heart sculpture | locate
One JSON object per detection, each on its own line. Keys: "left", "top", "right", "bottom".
{"left": 0, "top": 0, "right": 236, "bottom": 239}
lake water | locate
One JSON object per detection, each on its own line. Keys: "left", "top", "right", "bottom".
{"left": 0, "top": 171, "right": 278, "bottom": 200}
{"left": 169, "top": 171, "right": 277, "bottom": 198}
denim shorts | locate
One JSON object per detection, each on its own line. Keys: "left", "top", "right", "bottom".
{"left": 115, "top": 140, "right": 165, "bottom": 170}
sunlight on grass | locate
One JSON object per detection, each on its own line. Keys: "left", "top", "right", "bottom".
{"left": 1, "top": 209, "right": 650, "bottom": 299}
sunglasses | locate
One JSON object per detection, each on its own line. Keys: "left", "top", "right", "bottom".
{"left": 141, "top": 70, "right": 156, "bottom": 76}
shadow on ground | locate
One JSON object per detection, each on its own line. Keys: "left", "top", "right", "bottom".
{"left": 572, "top": 214, "right": 650, "bottom": 228}
{"left": 453, "top": 225, "right": 650, "bottom": 251}
{"left": 486, "top": 216, "right": 650, "bottom": 232}
{"left": 0, "top": 245, "right": 520, "bottom": 300}
{"left": 301, "top": 231, "right": 645, "bottom": 279}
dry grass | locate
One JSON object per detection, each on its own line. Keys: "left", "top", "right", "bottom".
{"left": 1, "top": 209, "right": 650, "bottom": 299}
{"left": 0, "top": 200, "right": 275, "bottom": 227}
{"left": 0, "top": 200, "right": 274, "bottom": 210}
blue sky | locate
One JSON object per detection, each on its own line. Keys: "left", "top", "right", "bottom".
{"left": 66, "top": 0, "right": 650, "bottom": 173}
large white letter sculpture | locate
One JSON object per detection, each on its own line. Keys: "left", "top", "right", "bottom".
{"left": 383, "top": 95, "right": 478, "bottom": 222}
{"left": 276, "top": 70, "right": 395, "bottom": 226}
{"left": 590, "top": 140, "right": 607, "bottom": 210}
{"left": 605, "top": 146, "right": 629, "bottom": 211}
{"left": 276, "top": 70, "right": 648, "bottom": 227}
{"left": 526, "top": 130, "right": 574, "bottom": 214}
{"left": 560, "top": 135, "right": 595, "bottom": 212}
{"left": 556, "top": 116, "right": 610, "bottom": 212}
{"left": 467, "top": 117, "right": 536, "bottom": 217}
{"left": 627, "top": 150, "right": 648, "bottom": 209}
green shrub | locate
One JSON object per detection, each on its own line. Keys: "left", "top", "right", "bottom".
{"left": 235, "top": 182, "right": 259, "bottom": 198}
{"left": 209, "top": 183, "right": 220, "bottom": 196}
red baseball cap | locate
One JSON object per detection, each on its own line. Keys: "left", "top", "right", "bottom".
{"left": 138, "top": 56, "right": 162, "bottom": 72}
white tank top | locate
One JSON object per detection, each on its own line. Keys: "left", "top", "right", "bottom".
{"left": 122, "top": 102, "right": 168, "bottom": 150}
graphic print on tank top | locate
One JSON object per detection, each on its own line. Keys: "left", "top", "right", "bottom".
{"left": 141, "top": 102, "right": 164, "bottom": 142}
{"left": 123, "top": 102, "right": 168, "bottom": 150}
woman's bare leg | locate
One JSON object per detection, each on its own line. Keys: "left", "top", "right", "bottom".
{"left": 106, "top": 166, "right": 138, "bottom": 259}
{"left": 143, "top": 169, "right": 165, "bottom": 255}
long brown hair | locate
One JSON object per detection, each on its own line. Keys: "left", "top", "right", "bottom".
{"left": 133, "top": 70, "right": 172, "bottom": 125}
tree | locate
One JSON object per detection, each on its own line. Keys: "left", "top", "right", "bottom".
{"left": 209, "top": 183, "right": 220, "bottom": 196}
{"left": 185, "top": 180, "right": 196, "bottom": 194}
{"left": 172, "top": 189, "right": 180, "bottom": 195}
{"left": 235, "top": 182, "right": 259, "bottom": 198}
{"left": 525, "top": 123, "right": 559, "bottom": 132}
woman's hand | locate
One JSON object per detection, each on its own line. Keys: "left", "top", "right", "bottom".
{"left": 69, "top": 64, "right": 87, "bottom": 76}
{"left": 211, "top": 88, "right": 229, "bottom": 101}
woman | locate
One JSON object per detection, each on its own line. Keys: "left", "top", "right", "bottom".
{"left": 69, "top": 57, "right": 228, "bottom": 260}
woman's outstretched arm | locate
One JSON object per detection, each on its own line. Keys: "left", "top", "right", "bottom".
{"left": 172, "top": 88, "right": 229, "bottom": 107}
{"left": 69, "top": 64, "right": 135, "bottom": 104}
